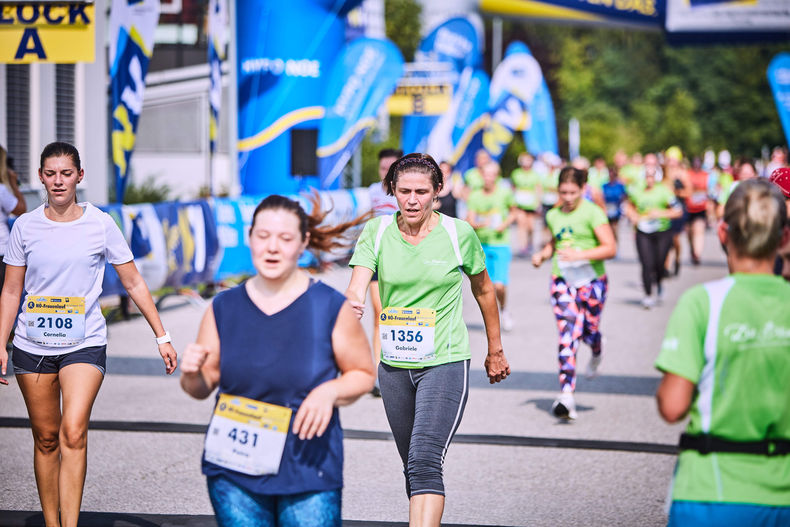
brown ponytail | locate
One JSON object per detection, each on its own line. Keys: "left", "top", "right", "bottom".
{"left": 250, "top": 192, "right": 372, "bottom": 260}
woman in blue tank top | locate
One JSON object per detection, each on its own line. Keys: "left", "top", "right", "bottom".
{"left": 180, "top": 195, "right": 375, "bottom": 527}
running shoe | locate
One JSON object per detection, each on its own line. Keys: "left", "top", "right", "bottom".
{"left": 641, "top": 296, "right": 656, "bottom": 309}
{"left": 656, "top": 287, "right": 665, "bottom": 305}
{"left": 551, "top": 392, "right": 577, "bottom": 420}
{"left": 585, "top": 354, "right": 602, "bottom": 379}
{"left": 500, "top": 309, "right": 514, "bottom": 332}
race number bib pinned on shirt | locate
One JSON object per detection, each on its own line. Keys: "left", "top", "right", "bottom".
{"left": 25, "top": 296, "right": 86, "bottom": 347}
{"left": 691, "top": 191, "right": 708, "bottom": 205}
{"left": 542, "top": 191, "right": 558, "bottom": 205}
{"left": 204, "top": 394, "right": 293, "bottom": 476}
{"left": 637, "top": 218, "right": 661, "bottom": 233}
{"left": 558, "top": 259, "right": 598, "bottom": 289}
{"left": 515, "top": 190, "right": 537, "bottom": 209}
{"left": 380, "top": 307, "right": 436, "bottom": 362}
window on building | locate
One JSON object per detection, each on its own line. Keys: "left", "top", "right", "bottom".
{"left": 5, "top": 65, "right": 31, "bottom": 184}
{"left": 55, "top": 64, "right": 76, "bottom": 145}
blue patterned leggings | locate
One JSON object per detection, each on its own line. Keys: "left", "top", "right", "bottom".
{"left": 550, "top": 275, "right": 608, "bottom": 393}
{"left": 207, "top": 476, "right": 341, "bottom": 527}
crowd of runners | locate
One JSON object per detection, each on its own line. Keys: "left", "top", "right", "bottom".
{"left": 0, "top": 141, "right": 788, "bottom": 527}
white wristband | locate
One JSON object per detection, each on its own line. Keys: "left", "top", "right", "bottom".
{"left": 155, "top": 331, "right": 171, "bottom": 345}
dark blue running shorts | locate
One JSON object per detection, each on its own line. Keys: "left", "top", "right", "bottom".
{"left": 12, "top": 345, "right": 107, "bottom": 376}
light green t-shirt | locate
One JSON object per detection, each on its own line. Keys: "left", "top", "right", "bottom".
{"left": 545, "top": 199, "right": 609, "bottom": 278}
{"left": 464, "top": 167, "right": 484, "bottom": 191}
{"left": 620, "top": 163, "right": 642, "bottom": 188}
{"left": 587, "top": 167, "right": 609, "bottom": 190}
{"left": 467, "top": 186, "right": 515, "bottom": 246}
{"left": 655, "top": 274, "right": 790, "bottom": 506}
{"left": 541, "top": 169, "right": 560, "bottom": 206}
{"left": 349, "top": 212, "right": 486, "bottom": 369}
{"left": 628, "top": 184, "right": 679, "bottom": 233}
{"left": 510, "top": 168, "right": 541, "bottom": 210}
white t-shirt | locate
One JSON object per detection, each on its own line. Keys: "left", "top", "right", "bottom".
{"left": 4, "top": 203, "right": 134, "bottom": 356}
{"left": 368, "top": 181, "right": 398, "bottom": 216}
{"left": 0, "top": 185, "right": 19, "bottom": 255}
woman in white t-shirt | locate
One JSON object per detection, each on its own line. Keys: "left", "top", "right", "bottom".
{"left": 0, "top": 142, "right": 178, "bottom": 527}
{"left": 0, "top": 145, "right": 27, "bottom": 288}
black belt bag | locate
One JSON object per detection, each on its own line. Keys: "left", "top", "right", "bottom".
{"left": 679, "top": 433, "right": 790, "bottom": 456}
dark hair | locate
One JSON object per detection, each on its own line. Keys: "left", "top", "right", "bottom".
{"left": 383, "top": 153, "right": 443, "bottom": 196}
{"left": 723, "top": 179, "right": 787, "bottom": 259}
{"left": 736, "top": 159, "right": 757, "bottom": 178}
{"left": 557, "top": 166, "right": 587, "bottom": 188}
{"left": 378, "top": 148, "right": 403, "bottom": 161}
{"left": 249, "top": 193, "right": 372, "bottom": 258}
{"left": 40, "top": 141, "right": 81, "bottom": 171}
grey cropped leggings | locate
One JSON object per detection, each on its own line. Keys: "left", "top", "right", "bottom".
{"left": 378, "top": 359, "right": 470, "bottom": 498}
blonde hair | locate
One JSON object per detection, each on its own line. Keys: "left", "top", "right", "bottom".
{"left": 723, "top": 179, "right": 787, "bottom": 259}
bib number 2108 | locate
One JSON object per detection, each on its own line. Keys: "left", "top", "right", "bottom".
{"left": 25, "top": 296, "right": 86, "bottom": 347}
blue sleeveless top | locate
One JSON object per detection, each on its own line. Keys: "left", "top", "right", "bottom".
{"left": 202, "top": 280, "right": 347, "bottom": 495}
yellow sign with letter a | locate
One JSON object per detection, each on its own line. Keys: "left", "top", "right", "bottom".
{"left": 0, "top": 3, "right": 95, "bottom": 63}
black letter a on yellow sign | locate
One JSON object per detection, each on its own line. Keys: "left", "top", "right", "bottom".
{"left": 15, "top": 28, "right": 46, "bottom": 60}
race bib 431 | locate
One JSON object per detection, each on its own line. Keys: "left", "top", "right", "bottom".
{"left": 204, "top": 394, "right": 292, "bottom": 476}
{"left": 25, "top": 296, "right": 86, "bottom": 347}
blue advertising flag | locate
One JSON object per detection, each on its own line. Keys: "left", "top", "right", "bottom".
{"left": 768, "top": 53, "right": 790, "bottom": 148}
{"left": 519, "top": 44, "right": 558, "bottom": 157}
{"left": 402, "top": 16, "right": 482, "bottom": 154}
{"left": 444, "top": 68, "right": 490, "bottom": 174}
{"left": 236, "top": 0, "right": 362, "bottom": 195}
{"left": 317, "top": 37, "right": 404, "bottom": 189}
{"left": 483, "top": 41, "right": 542, "bottom": 162}
{"left": 109, "top": 0, "right": 160, "bottom": 204}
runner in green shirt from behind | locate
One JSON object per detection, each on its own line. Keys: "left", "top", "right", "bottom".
{"left": 656, "top": 179, "right": 790, "bottom": 527}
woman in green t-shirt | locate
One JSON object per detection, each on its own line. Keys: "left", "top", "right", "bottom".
{"left": 346, "top": 153, "right": 510, "bottom": 527}
{"left": 656, "top": 179, "right": 790, "bottom": 526}
{"left": 624, "top": 164, "right": 683, "bottom": 309}
{"left": 532, "top": 167, "right": 616, "bottom": 420}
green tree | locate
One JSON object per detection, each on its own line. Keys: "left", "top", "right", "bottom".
{"left": 385, "top": 0, "right": 421, "bottom": 62}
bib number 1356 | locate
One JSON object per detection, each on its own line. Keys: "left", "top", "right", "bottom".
{"left": 380, "top": 307, "right": 436, "bottom": 363}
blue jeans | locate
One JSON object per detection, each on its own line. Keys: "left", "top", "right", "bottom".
{"left": 207, "top": 476, "right": 341, "bottom": 527}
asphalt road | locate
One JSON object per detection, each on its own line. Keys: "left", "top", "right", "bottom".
{"left": 0, "top": 223, "right": 729, "bottom": 526}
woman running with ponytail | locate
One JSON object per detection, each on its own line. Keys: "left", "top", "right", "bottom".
{"left": 181, "top": 194, "right": 375, "bottom": 527}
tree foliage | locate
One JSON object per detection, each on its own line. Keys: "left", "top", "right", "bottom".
{"left": 385, "top": 0, "right": 422, "bottom": 62}
{"left": 502, "top": 21, "right": 786, "bottom": 160}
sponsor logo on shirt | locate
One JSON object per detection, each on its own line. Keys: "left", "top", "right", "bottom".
{"left": 723, "top": 322, "right": 790, "bottom": 345}
{"left": 423, "top": 259, "right": 447, "bottom": 266}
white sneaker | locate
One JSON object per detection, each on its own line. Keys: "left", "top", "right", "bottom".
{"left": 551, "top": 392, "right": 577, "bottom": 420}
{"left": 641, "top": 296, "right": 656, "bottom": 309}
{"left": 500, "top": 309, "right": 514, "bottom": 332}
{"left": 585, "top": 354, "right": 602, "bottom": 379}
{"left": 656, "top": 288, "right": 665, "bottom": 305}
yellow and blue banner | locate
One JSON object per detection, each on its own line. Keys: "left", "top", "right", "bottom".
{"left": 443, "top": 68, "right": 491, "bottom": 174}
{"left": 208, "top": 0, "right": 228, "bottom": 154}
{"left": 109, "top": 0, "right": 160, "bottom": 203}
{"left": 317, "top": 37, "right": 403, "bottom": 189}
{"left": 483, "top": 41, "right": 543, "bottom": 162}
{"left": 768, "top": 53, "right": 790, "bottom": 148}
{"left": 0, "top": 2, "right": 95, "bottom": 63}
{"left": 402, "top": 17, "right": 482, "bottom": 154}
{"left": 479, "top": 0, "right": 661, "bottom": 28}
